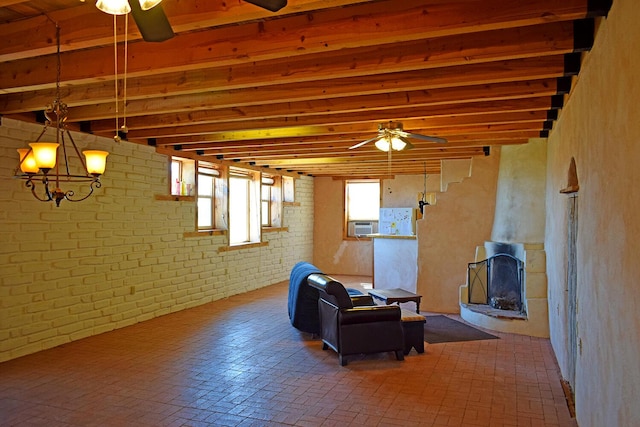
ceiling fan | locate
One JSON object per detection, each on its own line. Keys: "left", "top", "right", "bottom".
{"left": 349, "top": 122, "right": 447, "bottom": 152}
{"left": 95, "top": 0, "right": 288, "bottom": 43}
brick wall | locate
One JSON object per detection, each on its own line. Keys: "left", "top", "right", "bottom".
{"left": 0, "top": 118, "right": 314, "bottom": 362}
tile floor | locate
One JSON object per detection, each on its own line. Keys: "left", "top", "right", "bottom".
{"left": 0, "top": 277, "right": 576, "bottom": 427}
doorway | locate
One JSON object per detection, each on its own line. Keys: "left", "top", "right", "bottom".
{"left": 566, "top": 193, "right": 578, "bottom": 389}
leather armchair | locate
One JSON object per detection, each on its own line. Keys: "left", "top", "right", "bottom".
{"left": 307, "top": 273, "right": 405, "bottom": 366}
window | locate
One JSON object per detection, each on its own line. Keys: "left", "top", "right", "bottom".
{"left": 170, "top": 156, "right": 195, "bottom": 196}
{"left": 283, "top": 175, "right": 295, "bottom": 202}
{"left": 345, "top": 180, "right": 380, "bottom": 237}
{"left": 229, "top": 168, "right": 261, "bottom": 245}
{"left": 261, "top": 174, "right": 282, "bottom": 228}
{"left": 261, "top": 176, "right": 273, "bottom": 227}
{"left": 197, "top": 165, "right": 220, "bottom": 230}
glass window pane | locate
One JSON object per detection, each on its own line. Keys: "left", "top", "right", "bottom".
{"left": 229, "top": 177, "right": 249, "bottom": 244}
{"left": 197, "top": 198, "right": 212, "bottom": 228}
{"left": 347, "top": 182, "right": 380, "bottom": 221}
{"left": 261, "top": 200, "right": 269, "bottom": 226}
{"left": 171, "top": 160, "right": 182, "bottom": 195}
{"left": 198, "top": 174, "right": 213, "bottom": 196}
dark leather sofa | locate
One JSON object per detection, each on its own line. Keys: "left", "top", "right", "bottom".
{"left": 307, "top": 273, "right": 405, "bottom": 366}
{"left": 288, "top": 261, "right": 366, "bottom": 335}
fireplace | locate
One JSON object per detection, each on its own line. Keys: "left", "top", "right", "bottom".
{"left": 468, "top": 243, "right": 524, "bottom": 313}
{"left": 459, "top": 241, "right": 549, "bottom": 337}
{"left": 468, "top": 253, "right": 523, "bottom": 312}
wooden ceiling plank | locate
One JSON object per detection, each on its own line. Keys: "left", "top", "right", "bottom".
{"left": 0, "top": 9, "right": 578, "bottom": 93}
{"left": 209, "top": 125, "right": 541, "bottom": 159}
{"left": 121, "top": 97, "right": 552, "bottom": 140}
{"left": 0, "top": 52, "right": 567, "bottom": 115}
{"left": 171, "top": 111, "right": 546, "bottom": 151}
{"left": 0, "top": 0, "right": 376, "bottom": 61}
{"left": 81, "top": 77, "right": 559, "bottom": 131}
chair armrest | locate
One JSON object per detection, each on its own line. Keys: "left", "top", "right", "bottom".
{"left": 339, "top": 305, "right": 401, "bottom": 325}
{"left": 350, "top": 295, "right": 375, "bottom": 306}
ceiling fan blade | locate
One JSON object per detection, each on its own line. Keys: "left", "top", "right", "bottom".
{"left": 349, "top": 136, "right": 379, "bottom": 150}
{"left": 129, "top": 0, "right": 174, "bottom": 42}
{"left": 397, "top": 130, "right": 447, "bottom": 144}
{"left": 243, "top": 0, "right": 287, "bottom": 12}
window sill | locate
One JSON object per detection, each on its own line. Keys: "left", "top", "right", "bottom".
{"left": 184, "top": 230, "right": 226, "bottom": 238}
{"left": 262, "top": 226, "right": 288, "bottom": 233}
{"left": 218, "top": 241, "right": 269, "bottom": 252}
{"left": 283, "top": 201, "right": 300, "bottom": 207}
{"left": 344, "top": 236, "right": 373, "bottom": 241}
{"left": 155, "top": 194, "right": 196, "bottom": 202}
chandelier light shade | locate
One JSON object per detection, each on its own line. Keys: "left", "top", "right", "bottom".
{"left": 17, "top": 149, "right": 39, "bottom": 174}
{"left": 139, "top": 0, "right": 163, "bottom": 10}
{"left": 95, "top": 0, "right": 164, "bottom": 14}
{"left": 14, "top": 25, "right": 109, "bottom": 207}
{"left": 83, "top": 151, "right": 110, "bottom": 175}
{"left": 29, "top": 143, "right": 60, "bottom": 171}
{"left": 95, "top": 0, "right": 131, "bottom": 15}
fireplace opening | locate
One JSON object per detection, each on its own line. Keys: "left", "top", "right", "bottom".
{"left": 468, "top": 251, "right": 524, "bottom": 313}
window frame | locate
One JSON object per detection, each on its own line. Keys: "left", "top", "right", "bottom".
{"left": 344, "top": 179, "right": 381, "bottom": 239}
{"left": 170, "top": 156, "right": 195, "bottom": 196}
{"left": 261, "top": 174, "right": 282, "bottom": 228}
{"left": 228, "top": 167, "right": 262, "bottom": 246}
{"left": 196, "top": 163, "right": 222, "bottom": 231}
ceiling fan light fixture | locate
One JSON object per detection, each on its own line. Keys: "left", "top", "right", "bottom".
{"left": 390, "top": 136, "right": 408, "bottom": 151}
{"left": 374, "top": 135, "right": 411, "bottom": 152}
{"left": 374, "top": 137, "right": 391, "bottom": 152}
{"left": 96, "top": 0, "right": 131, "bottom": 15}
{"left": 139, "top": 0, "right": 163, "bottom": 11}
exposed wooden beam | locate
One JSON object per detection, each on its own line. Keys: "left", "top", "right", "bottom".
{"left": 121, "top": 97, "right": 552, "bottom": 140}
{"left": 0, "top": 3, "right": 583, "bottom": 92}
{"left": 0, "top": 0, "right": 376, "bottom": 61}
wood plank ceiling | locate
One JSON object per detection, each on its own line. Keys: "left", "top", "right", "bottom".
{"left": 0, "top": 0, "right": 611, "bottom": 177}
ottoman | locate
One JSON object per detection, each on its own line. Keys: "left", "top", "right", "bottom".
{"left": 401, "top": 309, "right": 426, "bottom": 354}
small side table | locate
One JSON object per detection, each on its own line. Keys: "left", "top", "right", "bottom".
{"left": 368, "top": 288, "right": 422, "bottom": 313}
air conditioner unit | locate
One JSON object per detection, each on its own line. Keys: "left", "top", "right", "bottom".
{"left": 348, "top": 221, "right": 378, "bottom": 237}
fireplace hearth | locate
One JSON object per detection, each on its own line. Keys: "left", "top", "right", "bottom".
{"left": 459, "top": 241, "right": 549, "bottom": 337}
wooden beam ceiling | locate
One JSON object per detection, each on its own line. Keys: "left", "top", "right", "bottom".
{"left": 0, "top": 0, "right": 611, "bottom": 177}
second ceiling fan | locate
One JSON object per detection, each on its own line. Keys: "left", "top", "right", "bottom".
{"left": 349, "top": 122, "right": 447, "bottom": 152}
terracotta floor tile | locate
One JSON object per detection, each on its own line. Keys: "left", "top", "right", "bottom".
{"left": 0, "top": 279, "right": 576, "bottom": 427}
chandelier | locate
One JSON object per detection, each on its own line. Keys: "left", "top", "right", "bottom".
{"left": 15, "top": 25, "right": 109, "bottom": 207}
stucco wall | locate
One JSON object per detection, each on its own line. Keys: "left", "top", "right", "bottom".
{"left": 381, "top": 173, "right": 440, "bottom": 208}
{"left": 312, "top": 177, "right": 372, "bottom": 275}
{"left": 417, "top": 152, "right": 500, "bottom": 313}
{"left": 0, "top": 118, "right": 314, "bottom": 362}
{"left": 545, "top": 0, "right": 640, "bottom": 425}
{"left": 492, "top": 138, "right": 547, "bottom": 243}
{"left": 312, "top": 173, "right": 441, "bottom": 275}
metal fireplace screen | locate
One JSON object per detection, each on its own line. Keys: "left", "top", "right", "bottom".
{"left": 468, "top": 253, "right": 523, "bottom": 312}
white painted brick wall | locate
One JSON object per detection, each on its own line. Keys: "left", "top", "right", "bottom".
{"left": 0, "top": 118, "right": 314, "bottom": 362}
